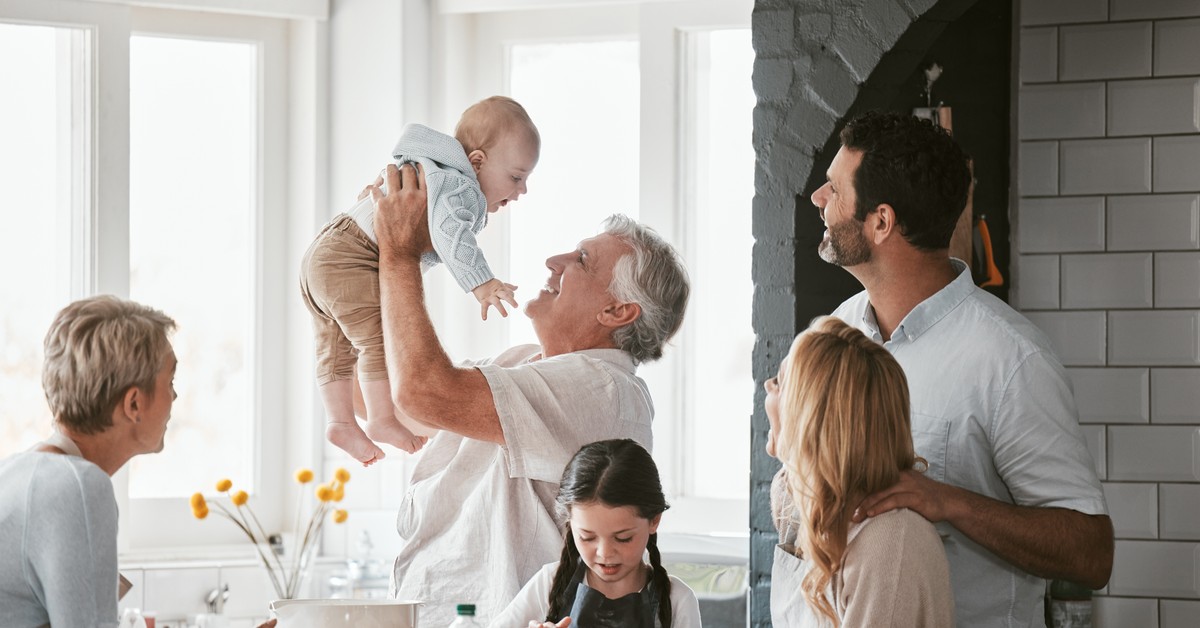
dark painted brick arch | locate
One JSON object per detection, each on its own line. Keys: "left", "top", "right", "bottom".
{"left": 749, "top": 0, "right": 987, "bottom": 625}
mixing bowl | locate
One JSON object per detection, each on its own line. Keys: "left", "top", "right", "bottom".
{"left": 270, "top": 598, "right": 421, "bottom": 628}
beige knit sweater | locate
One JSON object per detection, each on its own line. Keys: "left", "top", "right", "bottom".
{"left": 771, "top": 469, "right": 955, "bottom": 627}
{"left": 832, "top": 508, "right": 955, "bottom": 627}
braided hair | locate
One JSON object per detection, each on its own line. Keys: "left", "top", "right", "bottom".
{"left": 544, "top": 439, "right": 672, "bottom": 627}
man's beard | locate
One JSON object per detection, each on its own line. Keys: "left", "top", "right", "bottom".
{"left": 818, "top": 219, "right": 871, "bottom": 267}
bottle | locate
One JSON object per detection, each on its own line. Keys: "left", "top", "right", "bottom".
{"left": 1047, "top": 580, "right": 1093, "bottom": 628}
{"left": 448, "top": 603, "right": 481, "bottom": 627}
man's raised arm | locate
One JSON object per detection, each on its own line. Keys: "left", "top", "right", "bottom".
{"left": 371, "top": 163, "right": 504, "bottom": 444}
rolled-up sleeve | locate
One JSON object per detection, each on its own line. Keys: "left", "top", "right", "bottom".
{"left": 992, "top": 350, "right": 1108, "bottom": 515}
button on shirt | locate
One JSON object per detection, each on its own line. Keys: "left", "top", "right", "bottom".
{"left": 832, "top": 260, "right": 1107, "bottom": 628}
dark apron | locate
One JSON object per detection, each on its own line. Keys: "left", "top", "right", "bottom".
{"left": 558, "top": 560, "right": 660, "bottom": 628}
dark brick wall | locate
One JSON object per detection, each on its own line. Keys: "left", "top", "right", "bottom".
{"left": 749, "top": 0, "right": 1006, "bottom": 625}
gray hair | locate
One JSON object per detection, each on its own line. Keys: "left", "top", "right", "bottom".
{"left": 42, "top": 295, "right": 176, "bottom": 434}
{"left": 603, "top": 214, "right": 690, "bottom": 363}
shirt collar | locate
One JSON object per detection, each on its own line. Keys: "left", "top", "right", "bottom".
{"left": 866, "top": 258, "right": 974, "bottom": 344}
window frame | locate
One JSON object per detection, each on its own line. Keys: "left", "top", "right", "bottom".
{"left": 433, "top": 0, "right": 752, "bottom": 535}
{"left": 0, "top": 0, "right": 308, "bottom": 558}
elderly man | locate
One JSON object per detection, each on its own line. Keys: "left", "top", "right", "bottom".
{"left": 809, "top": 111, "right": 1112, "bottom": 627}
{"left": 368, "top": 163, "right": 689, "bottom": 626}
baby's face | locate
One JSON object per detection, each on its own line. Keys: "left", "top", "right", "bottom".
{"left": 475, "top": 134, "right": 539, "bottom": 213}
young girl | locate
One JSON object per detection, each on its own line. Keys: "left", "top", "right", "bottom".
{"left": 489, "top": 439, "right": 702, "bottom": 628}
{"left": 765, "top": 316, "right": 953, "bottom": 627}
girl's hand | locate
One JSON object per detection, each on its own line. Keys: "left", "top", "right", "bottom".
{"left": 526, "top": 618, "right": 570, "bottom": 628}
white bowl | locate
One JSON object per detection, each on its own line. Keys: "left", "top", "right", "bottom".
{"left": 270, "top": 598, "right": 421, "bottom": 628}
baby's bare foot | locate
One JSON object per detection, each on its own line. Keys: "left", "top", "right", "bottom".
{"left": 327, "top": 422, "right": 385, "bottom": 466}
{"left": 365, "top": 416, "right": 428, "bottom": 454}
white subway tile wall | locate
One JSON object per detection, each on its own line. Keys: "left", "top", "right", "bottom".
{"left": 1019, "top": 0, "right": 1107, "bottom": 26}
{"left": 1018, "top": 83, "right": 1106, "bottom": 140}
{"left": 1151, "top": 369, "right": 1200, "bottom": 423}
{"left": 1108, "top": 540, "right": 1200, "bottom": 597}
{"left": 1107, "top": 78, "right": 1200, "bottom": 136}
{"left": 1160, "top": 599, "right": 1200, "bottom": 628}
{"left": 1018, "top": 27, "right": 1057, "bottom": 83}
{"left": 1155, "top": 253, "right": 1200, "bottom": 307}
{"left": 1060, "top": 22, "right": 1152, "bottom": 81}
{"left": 1023, "top": 311, "right": 1107, "bottom": 365}
{"left": 1152, "top": 136, "right": 1200, "bottom": 192}
{"left": 1092, "top": 596, "right": 1159, "bottom": 627}
{"left": 1153, "top": 19, "right": 1200, "bottom": 76}
{"left": 1107, "top": 426, "right": 1199, "bottom": 481}
{"left": 1017, "top": 141, "right": 1057, "bottom": 195}
{"left": 1108, "top": 310, "right": 1200, "bottom": 365}
{"left": 1018, "top": 196, "right": 1106, "bottom": 253}
{"left": 1111, "top": 0, "right": 1200, "bottom": 21}
{"left": 1059, "top": 138, "right": 1152, "bottom": 195}
{"left": 1014, "top": 254, "right": 1060, "bottom": 309}
{"left": 1018, "top": 6, "right": 1200, "bottom": 624}
{"left": 1102, "top": 483, "right": 1158, "bottom": 538}
{"left": 1159, "top": 483, "right": 1200, "bottom": 540}
{"left": 1107, "top": 194, "right": 1200, "bottom": 252}
{"left": 1060, "top": 253, "right": 1153, "bottom": 309}
{"left": 1066, "top": 368, "right": 1149, "bottom": 423}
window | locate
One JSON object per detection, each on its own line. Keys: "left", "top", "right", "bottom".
{"left": 678, "top": 28, "right": 756, "bottom": 501}
{"left": 123, "top": 8, "right": 291, "bottom": 552}
{"left": 435, "top": 0, "right": 753, "bottom": 533}
{"left": 506, "top": 40, "right": 641, "bottom": 348}
{"left": 0, "top": 21, "right": 89, "bottom": 459}
{"left": 127, "top": 34, "right": 258, "bottom": 499}
{"left": 0, "top": 0, "right": 301, "bottom": 554}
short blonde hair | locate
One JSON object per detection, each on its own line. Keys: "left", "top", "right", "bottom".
{"left": 454, "top": 95, "right": 540, "bottom": 154}
{"left": 776, "top": 316, "right": 916, "bottom": 626}
{"left": 42, "top": 295, "right": 176, "bottom": 434}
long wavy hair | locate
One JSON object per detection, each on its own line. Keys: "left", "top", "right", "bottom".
{"left": 544, "top": 439, "right": 673, "bottom": 627}
{"left": 775, "top": 316, "right": 918, "bottom": 626}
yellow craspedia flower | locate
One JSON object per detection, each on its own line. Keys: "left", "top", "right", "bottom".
{"left": 333, "top": 484, "right": 345, "bottom": 502}
{"left": 334, "top": 468, "right": 351, "bottom": 483}
{"left": 190, "top": 493, "right": 207, "bottom": 509}
{"left": 332, "top": 509, "right": 348, "bottom": 524}
{"left": 231, "top": 490, "right": 249, "bottom": 506}
{"left": 216, "top": 478, "right": 233, "bottom": 492}
{"left": 315, "top": 483, "right": 334, "bottom": 502}
{"left": 294, "top": 468, "right": 314, "bottom": 484}
{"left": 192, "top": 505, "right": 209, "bottom": 520}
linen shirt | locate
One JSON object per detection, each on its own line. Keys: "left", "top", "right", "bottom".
{"left": 0, "top": 451, "right": 120, "bottom": 628}
{"left": 390, "top": 345, "right": 654, "bottom": 627}
{"left": 832, "top": 260, "right": 1107, "bottom": 628}
{"left": 489, "top": 561, "right": 703, "bottom": 628}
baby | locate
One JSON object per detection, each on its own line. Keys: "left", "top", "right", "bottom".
{"left": 299, "top": 96, "right": 540, "bottom": 465}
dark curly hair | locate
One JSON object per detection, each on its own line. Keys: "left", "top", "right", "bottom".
{"left": 839, "top": 110, "right": 972, "bottom": 251}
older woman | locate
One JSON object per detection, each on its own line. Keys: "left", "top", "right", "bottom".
{"left": 765, "top": 316, "right": 953, "bottom": 627}
{"left": 0, "top": 295, "right": 176, "bottom": 627}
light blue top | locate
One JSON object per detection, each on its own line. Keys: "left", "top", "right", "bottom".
{"left": 0, "top": 451, "right": 120, "bottom": 628}
{"left": 832, "top": 259, "right": 1107, "bottom": 628}
{"left": 348, "top": 123, "right": 493, "bottom": 293}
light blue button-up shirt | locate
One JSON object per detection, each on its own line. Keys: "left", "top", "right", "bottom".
{"left": 833, "top": 260, "right": 1107, "bottom": 628}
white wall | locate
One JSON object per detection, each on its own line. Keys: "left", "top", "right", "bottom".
{"left": 1014, "top": 0, "right": 1200, "bottom": 625}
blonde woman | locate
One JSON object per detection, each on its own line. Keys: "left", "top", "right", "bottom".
{"left": 765, "top": 316, "right": 953, "bottom": 627}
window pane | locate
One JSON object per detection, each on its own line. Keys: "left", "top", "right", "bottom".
{"left": 0, "top": 23, "right": 84, "bottom": 458}
{"left": 507, "top": 41, "right": 640, "bottom": 347}
{"left": 687, "top": 29, "right": 754, "bottom": 499}
{"left": 128, "top": 35, "right": 256, "bottom": 498}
